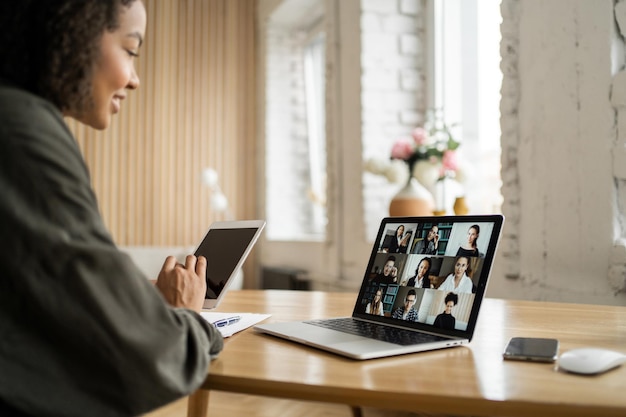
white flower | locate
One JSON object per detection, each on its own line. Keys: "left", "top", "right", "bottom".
{"left": 386, "top": 160, "right": 409, "bottom": 183}
{"left": 363, "top": 158, "right": 408, "bottom": 184}
{"left": 413, "top": 160, "right": 440, "bottom": 188}
{"left": 454, "top": 166, "right": 467, "bottom": 184}
{"left": 363, "top": 157, "right": 389, "bottom": 176}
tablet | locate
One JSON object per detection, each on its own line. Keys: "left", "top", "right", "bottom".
{"left": 194, "top": 220, "right": 265, "bottom": 309}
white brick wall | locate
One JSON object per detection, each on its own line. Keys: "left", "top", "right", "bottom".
{"left": 400, "top": 0, "right": 421, "bottom": 16}
{"left": 491, "top": 0, "right": 626, "bottom": 305}
{"left": 399, "top": 34, "right": 421, "bottom": 55}
{"left": 498, "top": 0, "right": 521, "bottom": 281}
{"left": 610, "top": 27, "right": 626, "bottom": 291}
{"left": 361, "top": 0, "right": 427, "bottom": 238}
{"left": 362, "top": 0, "right": 398, "bottom": 14}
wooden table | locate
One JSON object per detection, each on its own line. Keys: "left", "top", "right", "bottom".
{"left": 187, "top": 290, "right": 626, "bottom": 417}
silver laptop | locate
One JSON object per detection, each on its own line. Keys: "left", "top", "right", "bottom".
{"left": 194, "top": 220, "right": 265, "bottom": 309}
{"left": 255, "top": 214, "right": 504, "bottom": 360}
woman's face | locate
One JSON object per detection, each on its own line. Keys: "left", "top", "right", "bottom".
{"left": 396, "top": 226, "right": 404, "bottom": 237}
{"left": 383, "top": 260, "right": 395, "bottom": 276}
{"left": 416, "top": 260, "right": 429, "bottom": 278}
{"left": 72, "top": 1, "right": 146, "bottom": 129}
{"left": 374, "top": 290, "right": 382, "bottom": 301}
{"left": 454, "top": 257, "right": 468, "bottom": 278}
{"left": 467, "top": 227, "right": 478, "bottom": 245}
{"left": 444, "top": 300, "right": 455, "bottom": 314}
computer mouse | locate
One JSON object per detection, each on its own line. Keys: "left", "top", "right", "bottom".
{"left": 558, "top": 348, "right": 626, "bottom": 375}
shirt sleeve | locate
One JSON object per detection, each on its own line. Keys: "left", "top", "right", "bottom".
{"left": 0, "top": 88, "right": 223, "bottom": 416}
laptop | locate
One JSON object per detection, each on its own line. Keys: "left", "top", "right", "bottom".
{"left": 193, "top": 220, "right": 265, "bottom": 309}
{"left": 255, "top": 214, "right": 504, "bottom": 360}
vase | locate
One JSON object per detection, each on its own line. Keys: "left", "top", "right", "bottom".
{"left": 389, "top": 177, "right": 435, "bottom": 217}
{"left": 453, "top": 196, "right": 469, "bottom": 215}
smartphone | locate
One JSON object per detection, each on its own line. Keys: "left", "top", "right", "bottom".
{"left": 502, "top": 337, "right": 559, "bottom": 363}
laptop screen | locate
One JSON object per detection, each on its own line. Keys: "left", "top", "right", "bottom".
{"left": 354, "top": 215, "right": 504, "bottom": 339}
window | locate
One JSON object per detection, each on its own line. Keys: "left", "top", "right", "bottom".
{"left": 261, "top": 0, "right": 364, "bottom": 288}
{"left": 362, "top": 0, "right": 502, "bottom": 237}
{"left": 429, "top": 0, "right": 503, "bottom": 214}
{"left": 264, "top": 0, "right": 327, "bottom": 241}
{"left": 260, "top": 0, "right": 502, "bottom": 288}
{"left": 303, "top": 32, "right": 327, "bottom": 237}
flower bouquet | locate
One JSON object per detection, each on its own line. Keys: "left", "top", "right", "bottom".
{"left": 365, "top": 109, "right": 465, "bottom": 215}
{"left": 366, "top": 109, "right": 465, "bottom": 187}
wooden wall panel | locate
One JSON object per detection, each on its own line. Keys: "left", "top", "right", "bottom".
{"left": 68, "top": 0, "right": 257, "bottom": 247}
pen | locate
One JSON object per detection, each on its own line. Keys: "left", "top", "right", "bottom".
{"left": 213, "top": 315, "right": 241, "bottom": 328}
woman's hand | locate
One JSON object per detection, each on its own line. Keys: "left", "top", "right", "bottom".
{"left": 156, "top": 255, "right": 207, "bottom": 312}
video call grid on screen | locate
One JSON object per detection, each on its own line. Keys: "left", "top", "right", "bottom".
{"left": 356, "top": 219, "right": 498, "bottom": 333}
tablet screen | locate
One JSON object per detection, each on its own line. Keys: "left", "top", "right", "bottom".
{"left": 195, "top": 227, "right": 261, "bottom": 299}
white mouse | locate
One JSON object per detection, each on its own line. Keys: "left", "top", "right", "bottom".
{"left": 558, "top": 348, "right": 626, "bottom": 375}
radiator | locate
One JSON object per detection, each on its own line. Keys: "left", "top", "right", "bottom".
{"left": 261, "top": 266, "right": 310, "bottom": 290}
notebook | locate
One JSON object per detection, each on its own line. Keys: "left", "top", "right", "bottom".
{"left": 193, "top": 220, "right": 265, "bottom": 309}
{"left": 255, "top": 214, "right": 504, "bottom": 360}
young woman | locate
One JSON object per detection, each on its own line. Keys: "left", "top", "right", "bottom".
{"left": 456, "top": 224, "right": 482, "bottom": 257}
{"left": 433, "top": 292, "right": 459, "bottom": 330}
{"left": 0, "top": 2, "right": 222, "bottom": 415}
{"left": 405, "top": 257, "right": 432, "bottom": 288}
{"left": 372, "top": 255, "right": 399, "bottom": 284}
{"left": 398, "top": 230, "right": 413, "bottom": 253}
{"left": 388, "top": 224, "right": 405, "bottom": 253}
{"left": 366, "top": 289, "right": 385, "bottom": 316}
{"left": 438, "top": 256, "right": 474, "bottom": 293}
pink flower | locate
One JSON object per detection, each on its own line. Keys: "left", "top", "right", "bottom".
{"left": 441, "top": 150, "right": 458, "bottom": 171}
{"left": 411, "top": 127, "right": 428, "bottom": 145}
{"left": 390, "top": 138, "right": 414, "bottom": 160}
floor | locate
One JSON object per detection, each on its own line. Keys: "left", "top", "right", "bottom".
{"left": 144, "top": 392, "right": 355, "bottom": 417}
{"left": 144, "top": 393, "right": 437, "bottom": 417}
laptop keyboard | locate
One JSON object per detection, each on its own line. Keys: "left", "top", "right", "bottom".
{"left": 304, "top": 317, "right": 449, "bottom": 346}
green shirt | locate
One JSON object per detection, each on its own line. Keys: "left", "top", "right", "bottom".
{"left": 0, "top": 84, "right": 223, "bottom": 417}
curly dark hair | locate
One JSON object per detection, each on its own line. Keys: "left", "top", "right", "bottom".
{"left": 445, "top": 292, "right": 458, "bottom": 305}
{"left": 0, "top": 0, "right": 137, "bottom": 114}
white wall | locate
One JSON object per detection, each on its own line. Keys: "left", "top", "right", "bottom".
{"left": 491, "top": 0, "right": 626, "bottom": 305}
{"left": 259, "top": 0, "right": 626, "bottom": 305}
{"left": 361, "top": 0, "right": 428, "bottom": 238}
